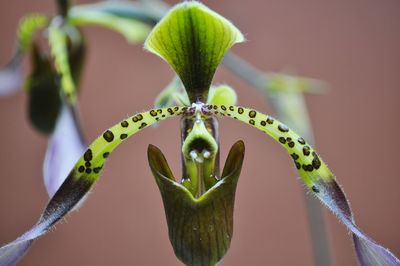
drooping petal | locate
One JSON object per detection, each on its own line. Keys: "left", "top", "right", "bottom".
{"left": 144, "top": 1, "right": 245, "bottom": 103}
{"left": 0, "top": 106, "right": 186, "bottom": 265}
{"left": 68, "top": 4, "right": 151, "bottom": 44}
{"left": 0, "top": 14, "right": 48, "bottom": 96}
{"left": 206, "top": 104, "right": 400, "bottom": 266}
{"left": 148, "top": 140, "right": 244, "bottom": 266}
{"left": 43, "top": 104, "right": 86, "bottom": 197}
{"left": 0, "top": 64, "right": 23, "bottom": 96}
{"left": 26, "top": 43, "right": 62, "bottom": 134}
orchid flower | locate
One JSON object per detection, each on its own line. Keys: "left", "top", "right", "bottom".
{"left": 0, "top": 0, "right": 151, "bottom": 197}
{"left": 0, "top": 2, "right": 399, "bottom": 266}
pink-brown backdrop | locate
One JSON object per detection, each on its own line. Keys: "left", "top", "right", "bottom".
{"left": 0, "top": 0, "right": 399, "bottom": 265}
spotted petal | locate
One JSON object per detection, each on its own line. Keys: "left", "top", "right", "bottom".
{"left": 206, "top": 104, "right": 400, "bottom": 266}
{"left": 0, "top": 106, "right": 186, "bottom": 265}
{"left": 144, "top": 2, "right": 244, "bottom": 103}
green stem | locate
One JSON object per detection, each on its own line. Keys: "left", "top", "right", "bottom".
{"left": 57, "top": 0, "right": 70, "bottom": 17}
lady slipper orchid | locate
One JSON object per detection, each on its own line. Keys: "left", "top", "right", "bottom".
{"left": 0, "top": 2, "right": 399, "bottom": 266}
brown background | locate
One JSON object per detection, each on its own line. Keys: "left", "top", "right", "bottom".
{"left": 0, "top": 0, "right": 399, "bottom": 265}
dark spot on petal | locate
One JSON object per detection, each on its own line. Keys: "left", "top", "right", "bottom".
{"left": 93, "top": 167, "right": 102, "bottom": 174}
{"left": 278, "top": 124, "right": 289, "bottom": 132}
{"left": 103, "top": 152, "right": 110, "bottom": 158}
{"left": 249, "top": 110, "right": 257, "bottom": 118}
{"left": 312, "top": 153, "right": 322, "bottom": 170}
{"left": 267, "top": 117, "right": 274, "bottom": 124}
{"left": 238, "top": 107, "right": 244, "bottom": 114}
{"left": 296, "top": 162, "right": 301, "bottom": 169}
{"left": 85, "top": 161, "right": 91, "bottom": 167}
{"left": 84, "top": 149, "right": 93, "bottom": 161}
{"left": 260, "top": 120, "right": 266, "bottom": 126}
{"left": 78, "top": 165, "right": 85, "bottom": 173}
{"left": 312, "top": 185, "right": 320, "bottom": 193}
{"left": 279, "top": 137, "right": 286, "bottom": 144}
{"left": 298, "top": 137, "right": 306, "bottom": 145}
{"left": 221, "top": 105, "right": 227, "bottom": 111}
{"left": 288, "top": 141, "right": 295, "bottom": 148}
{"left": 121, "top": 120, "right": 129, "bottom": 127}
{"left": 120, "top": 133, "right": 128, "bottom": 140}
{"left": 249, "top": 119, "right": 255, "bottom": 125}
{"left": 132, "top": 114, "right": 143, "bottom": 122}
{"left": 85, "top": 168, "right": 92, "bottom": 174}
{"left": 229, "top": 106, "right": 234, "bottom": 111}
{"left": 103, "top": 130, "right": 114, "bottom": 142}
{"left": 302, "top": 164, "right": 314, "bottom": 171}
{"left": 303, "top": 146, "right": 311, "bottom": 156}
{"left": 139, "top": 122, "right": 148, "bottom": 129}
{"left": 291, "top": 153, "right": 299, "bottom": 161}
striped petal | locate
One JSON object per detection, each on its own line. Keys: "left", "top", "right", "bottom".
{"left": 144, "top": 1, "right": 244, "bottom": 103}
{"left": 0, "top": 107, "right": 186, "bottom": 265}
{"left": 205, "top": 104, "right": 400, "bottom": 266}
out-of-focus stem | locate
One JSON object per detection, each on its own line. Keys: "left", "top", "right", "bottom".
{"left": 57, "top": 0, "right": 70, "bottom": 17}
{"left": 223, "top": 52, "right": 332, "bottom": 266}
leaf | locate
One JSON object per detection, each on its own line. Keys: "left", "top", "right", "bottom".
{"left": 148, "top": 140, "right": 244, "bottom": 266}
{"left": 205, "top": 104, "right": 400, "bottom": 266}
{"left": 68, "top": 5, "right": 151, "bottom": 44}
{"left": 43, "top": 104, "right": 86, "bottom": 197}
{"left": 0, "top": 106, "right": 185, "bottom": 265}
{"left": 144, "top": 1, "right": 244, "bottom": 103}
{"left": 26, "top": 43, "right": 62, "bottom": 134}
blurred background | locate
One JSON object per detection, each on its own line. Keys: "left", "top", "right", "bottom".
{"left": 0, "top": 0, "right": 399, "bottom": 265}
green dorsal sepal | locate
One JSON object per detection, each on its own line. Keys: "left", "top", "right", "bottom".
{"left": 144, "top": 1, "right": 244, "bottom": 103}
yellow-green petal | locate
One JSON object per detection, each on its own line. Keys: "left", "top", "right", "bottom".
{"left": 17, "top": 14, "right": 49, "bottom": 52}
